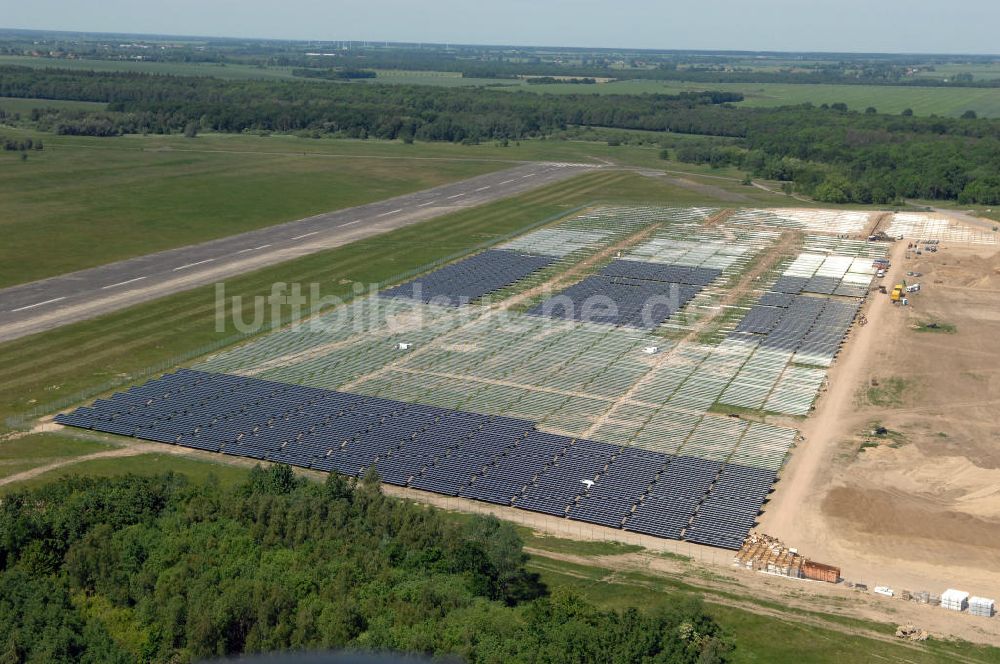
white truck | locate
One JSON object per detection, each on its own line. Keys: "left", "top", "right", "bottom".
{"left": 873, "top": 586, "right": 895, "bottom": 598}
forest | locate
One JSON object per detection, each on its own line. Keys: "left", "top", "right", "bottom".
{"left": 1, "top": 64, "right": 999, "bottom": 205}
{"left": 0, "top": 465, "right": 731, "bottom": 663}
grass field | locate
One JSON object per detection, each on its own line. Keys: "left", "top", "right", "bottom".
{"left": 432, "top": 77, "right": 1000, "bottom": 118}
{"left": 369, "top": 71, "right": 1000, "bottom": 118}
{"left": 0, "top": 169, "right": 792, "bottom": 427}
{"left": 0, "top": 451, "right": 253, "bottom": 494}
{"left": 0, "top": 131, "right": 506, "bottom": 286}
{"left": 515, "top": 528, "right": 645, "bottom": 556}
{"left": 912, "top": 63, "right": 1000, "bottom": 81}
{"left": 0, "top": 433, "right": 112, "bottom": 479}
{"left": 0, "top": 128, "right": 799, "bottom": 287}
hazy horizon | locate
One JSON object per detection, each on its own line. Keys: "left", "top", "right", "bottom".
{"left": 4, "top": 0, "right": 999, "bottom": 56}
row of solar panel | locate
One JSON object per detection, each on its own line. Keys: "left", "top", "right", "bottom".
{"left": 772, "top": 274, "right": 869, "bottom": 298}
{"left": 525, "top": 276, "right": 702, "bottom": 329}
{"left": 380, "top": 249, "right": 555, "bottom": 306}
{"left": 599, "top": 260, "right": 721, "bottom": 287}
{"left": 732, "top": 294, "right": 860, "bottom": 356}
{"left": 55, "top": 369, "right": 775, "bottom": 549}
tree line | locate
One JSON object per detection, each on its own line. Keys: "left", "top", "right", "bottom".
{"left": 0, "top": 465, "right": 731, "bottom": 663}
{"left": 0, "top": 65, "right": 743, "bottom": 142}
{"left": 1, "top": 65, "right": 998, "bottom": 204}
{"left": 670, "top": 104, "right": 1000, "bottom": 204}
{"left": 1, "top": 135, "right": 42, "bottom": 151}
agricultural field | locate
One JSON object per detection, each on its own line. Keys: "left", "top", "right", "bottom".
{"left": 368, "top": 73, "right": 1000, "bottom": 118}
{"left": 0, "top": 54, "right": 300, "bottom": 80}
{"left": 911, "top": 62, "right": 1000, "bottom": 81}
{"left": 5, "top": 54, "right": 1000, "bottom": 117}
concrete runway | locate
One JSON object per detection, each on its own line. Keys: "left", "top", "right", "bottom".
{"left": 0, "top": 161, "right": 597, "bottom": 343}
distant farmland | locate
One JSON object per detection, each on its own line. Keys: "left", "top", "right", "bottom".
{"left": 371, "top": 71, "right": 1000, "bottom": 118}
{"left": 2, "top": 54, "right": 998, "bottom": 118}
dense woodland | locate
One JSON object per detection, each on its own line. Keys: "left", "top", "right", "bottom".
{"left": 2, "top": 64, "right": 999, "bottom": 205}
{"left": 0, "top": 466, "right": 731, "bottom": 663}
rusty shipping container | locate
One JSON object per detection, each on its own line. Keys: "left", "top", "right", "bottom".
{"left": 802, "top": 561, "right": 841, "bottom": 584}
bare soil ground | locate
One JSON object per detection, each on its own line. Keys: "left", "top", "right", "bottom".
{"left": 761, "top": 239, "right": 1000, "bottom": 626}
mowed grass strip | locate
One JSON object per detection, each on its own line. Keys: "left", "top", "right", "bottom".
{"left": 0, "top": 452, "right": 254, "bottom": 495}
{"left": 0, "top": 434, "right": 114, "bottom": 480}
{"left": 0, "top": 137, "right": 504, "bottom": 287}
{"left": 4, "top": 169, "right": 705, "bottom": 422}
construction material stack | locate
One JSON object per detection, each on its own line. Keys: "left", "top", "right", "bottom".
{"left": 970, "top": 597, "right": 995, "bottom": 618}
{"left": 735, "top": 532, "right": 841, "bottom": 582}
{"left": 941, "top": 589, "right": 970, "bottom": 612}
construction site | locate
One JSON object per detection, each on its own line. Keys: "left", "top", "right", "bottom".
{"left": 52, "top": 204, "right": 1000, "bottom": 643}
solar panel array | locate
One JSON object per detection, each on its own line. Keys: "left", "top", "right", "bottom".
{"left": 801, "top": 235, "right": 888, "bottom": 259}
{"left": 599, "top": 260, "right": 721, "bottom": 287}
{"left": 56, "top": 369, "right": 775, "bottom": 550}
{"left": 525, "top": 260, "right": 720, "bottom": 329}
{"left": 728, "top": 208, "right": 871, "bottom": 235}
{"left": 526, "top": 276, "right": 702, "bottom": 329}
{"left": 730, "top": 295, "right": 861, "bottom": 366}
{"left": 380, "top": 249, "right": 555, "bottom": 305}
{"left": 774, "top": 252, "right": 876, "bottom": 299}
{"left": 499, "top": 228, "right": 612, "bottom": 257}
{"left": 888, "top": 213, "right": 999, "bottom": 246}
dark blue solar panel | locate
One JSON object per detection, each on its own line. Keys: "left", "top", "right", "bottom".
{"left": 624, "top": 456, "right": 723, "bottom": 541}
{"left": 380, "top": 249, "right": 555, "bottom": 306}
{"left": 55, "top": 369, "right": 780, "bottom": 550}
{"left": 568, "top": 447, "right": 669, "bottom": 528}
{"left": 526, "top": 276, "right": 702, "bottom": 329}
{"left": 684, "top": 463, "right": 775, "bottom": 549}
{"left": 515, "top": 441, "right": 615, "bottom": 516}
{"left": 730, "top": 294, "right": 861, "bottom": 359}
{"left": 599, "top": 260, "right": 721, "bottom": 287}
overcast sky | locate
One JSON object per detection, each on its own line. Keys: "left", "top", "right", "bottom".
{"left": 6, "top": 0, "right": 999, "bottom": 55}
